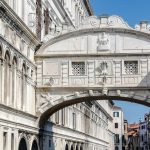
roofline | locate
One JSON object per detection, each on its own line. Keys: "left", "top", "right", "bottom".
{"left": 38, "top": 27, "right": 150, "bottom": 51}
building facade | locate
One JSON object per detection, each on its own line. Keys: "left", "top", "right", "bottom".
{"left": 139, "top": 113, "right": 150, "bottom": 150}
{"left": 41, "top": 100, "right": 114, "bottom": 150}
{"left": 128, "top": 123, "right": 139, "bottom": 150}
{"left": 123, "top": 120, "right": 128, "bottom": 150}
{"left": 0, "top": 0, "right": 116, "bottom": 150}
{"left": 113, "top": 106, "right": 124, "bottom": 150}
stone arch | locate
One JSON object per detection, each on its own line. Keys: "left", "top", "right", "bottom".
{"left": 80, "top": 145, "right": 83, "bottom": 150}
{"left": 12, "top": 54, "right": 18, "bottom": 68}
{"left": 30, "top": 136, "right": 39, "bottom": 150}
{"left": 4, "top": 48, "right": 12, "bottom": 65}
{"left": 22, "top": 62, "right": 27, "bottom": 73}
{"left": 71, "top": 145, "right": 74, "bottom": 150}
{"left": 76, "top": 145, "right": 78, "bottom": 150}
{"left": 115, "top": 146, "right": 119, "bottom": 150}
{"left": 18, "top": 136, "right": 29, "bottom": 150}
{"left": 38, "top": 89, "right": 150, "bottom": 127}
{"left": 31, "top": 140, "right": 39, "bottom": 150}
{"left": 4, "top": 50, "right": 10, "bottom": 63}
{"left": 65, "top": 144, "right": 69, "bottom": 150}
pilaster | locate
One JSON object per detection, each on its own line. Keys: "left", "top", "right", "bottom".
{"left": 6, "top": 128, "right": 11, "bottom": 150}
{"left": 62, "top": 61, "right": 69, "bottom": 86}
{"left": 0, "top": 126, "right": 4, "bottom": 150}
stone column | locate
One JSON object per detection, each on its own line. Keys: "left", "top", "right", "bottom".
{"left": 65, "top": 107, "right": 69, "bottom": 127}
{"left": 0, "top": 59, "right": 3, "bottom": 103}
{"left": 1, "top": 60, "right": 4, "bottom": 104}
{"left": 0, "top": 126, "right": 4, "bottom": 150}
{"left": 9, "top": 65, "right": 12, "bottom": 106}
{"left": 6, "top": 129, "right": 11, "bottom": 150}
{"left": 14, "top": 129, "right": 19, "bottom": 150}
{"left": 6, "top": 64, "right": 11, "bottom": 106}
{"left": 16, "top": 70, "right": 21, "bottom": 109}
{"left": 68, "top": 141, "right": 72, "bottom": 150}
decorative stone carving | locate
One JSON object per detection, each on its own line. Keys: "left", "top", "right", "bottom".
{"left": 108, "top": 15, "right": 131, "bottom": 29}
{"left": 49, "top": 77, "right": 54, "bottom": 86}
{"left": 37, "top": 93, "right": 61, "bottom": 112}
{"left": 44, "top": 77, "right": 54, "bottom": 86}
{"left": 79, "top": 16, "right": 100, "bottom": 29}
{"left": 97, "top": 32, "right": 110, "bottom": 51}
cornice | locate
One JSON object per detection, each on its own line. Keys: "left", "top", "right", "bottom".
{"left": 35, "top": 53, "right": 150, "bottom": 59}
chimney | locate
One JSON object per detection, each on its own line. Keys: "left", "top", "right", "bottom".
{"left": 140, "top": 21, "right": 148, "bottom": 30}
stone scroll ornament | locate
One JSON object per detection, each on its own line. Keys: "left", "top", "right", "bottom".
{"left": 38, "top": 93, "right": 61, "bottom": 112}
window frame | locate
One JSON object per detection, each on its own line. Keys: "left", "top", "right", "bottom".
{"left": 69, "top": 61, "right": 87, "bottom": 76}
{"left": 122, "top": 60, "right": 140, "bottom": 75}
{"left": 113, "top": 112, "right": 119, "bottom": 117}
{"left": 115, "top": 123, "right": 119, "bottom": 128}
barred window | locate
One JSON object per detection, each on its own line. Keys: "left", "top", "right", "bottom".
{"left": 71, "top": 62, "right": 85, "bottom": 76}
{"left": 124, "top": 61, "right": 138, "bottom": 75}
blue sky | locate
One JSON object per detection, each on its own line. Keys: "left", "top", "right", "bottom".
{"left": 90, "top": 0, "right": 150, "bottom": 124}
{"left": 90, "top": 0, "right": 150, "bottom": 27}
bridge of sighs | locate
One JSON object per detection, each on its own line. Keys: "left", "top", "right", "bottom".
{"left": 35, "top": 15, "right": 150, "bottom": 126}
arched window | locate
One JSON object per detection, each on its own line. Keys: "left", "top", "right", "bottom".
{"left": 21, "top": 64, "right": 26, "bottom": 110}
{"left": 18, "top": 138, "right": 27, "bottom": 150}
{"left": 31, "top": 140, "right": 38, "bottom": 150}
{"left": 115, "top": 146, "right": 119, "bottom": 150}
{"left": 4, "top": 51, "right": 10, "bottom": 105}
{"left": 12, "top": 57, "right": 17, "bottom": 107}
{"left": 65, "top": 144, "right": 69, "bottom": 150}
{"left": 76, "top": 145, "right": 78, "bottom": 150}
{"left": 71, "top": 145, "right": 74, "bottom": 150}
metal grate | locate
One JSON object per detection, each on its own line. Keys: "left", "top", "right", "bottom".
{"left": 124, "top": 61, "right": 138, "bottom": 75}
{"left": 72, "top": 62, "right": 85, "bottom": 76}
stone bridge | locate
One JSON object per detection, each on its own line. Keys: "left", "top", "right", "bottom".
{"left": 35, "top": 15, "right": 150, "bottom": 127}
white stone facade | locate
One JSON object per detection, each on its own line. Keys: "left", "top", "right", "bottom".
{"left": 41, "top": 101, "right": 114, "bottom": 150}
{"left": 1, "top": 0, "right": 150, "bottom": 149}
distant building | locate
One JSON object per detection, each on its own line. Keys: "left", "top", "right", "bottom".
{"left": 128, "top": 123, "right": 139, "bottom": 150}
{"left": 113, "top": 106, "right": 124, "bottom": 150}
{"left": 123, "top": 120, "right": 128, "bottom": 150}
{"left": 139, "top": 113, "right": 150, "bottom": 150}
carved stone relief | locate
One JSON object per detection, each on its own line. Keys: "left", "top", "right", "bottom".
{"left": 97, "top": 32, "right": 110, "bottom": 51}
{"left": 37, "top": 93, "right": 61, "bottom": 112}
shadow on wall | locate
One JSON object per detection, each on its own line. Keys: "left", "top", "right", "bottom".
{"left": 138, "top": 71, "right": 150, "bottom": 87}
{"left": 39, "top": 122, "right": 55, "bottom": 150}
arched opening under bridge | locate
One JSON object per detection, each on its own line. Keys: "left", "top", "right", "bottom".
{"left": 38, "top": 91, "right": 150, "bottom": 127}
